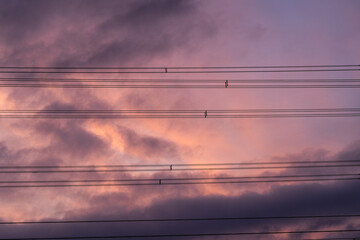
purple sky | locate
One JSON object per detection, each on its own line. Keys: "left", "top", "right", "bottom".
{"left": 0, "top": 0, "right": 360, "bottom": 239}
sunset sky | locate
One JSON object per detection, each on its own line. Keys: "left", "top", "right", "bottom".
{"left": 0, "top": 0, "right": 360, "bottom": 239}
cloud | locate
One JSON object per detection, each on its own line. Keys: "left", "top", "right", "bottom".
{"left": 1, "top": 180, "right": 359, "bottom": 239}
{"left": 0, "top": 101, "right": 112, "bottom": 166}
{"left": 34, "top": 121, "right": 107, "bottom": 158}
{"left": 117, "top": 125, "right": 179, "bottom": 159}
{"left": 1, "top": 139, "right": 360, "bottom": 239}
{"left": 0, "top": 0, "right": 57, "bottom": 44}
{"left": 0, "top": 0, "right": 213, "bottom": 66}
{"left": 102, "top": 0, "right": 195, "bottom": 28}
{"left": 85, "top": 0, "right": 209, "bottom": 65}
{"left": 0, "top": 1, "right": 359, "bottom": 239}
{"left": 335, "top": 140, "right": 360, "bottom": 161}
{"left": 0, "top": 142, "right": 11, "bottom": 161}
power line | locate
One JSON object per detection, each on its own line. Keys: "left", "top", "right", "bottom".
{"left": 2, "top": 108, "right": 360, "bottom": 112}
{"left": 0, "top": 163, "right": 359, "bottom": 174}
{"left": 1, "top": 213, "right": 359, "bottom": 225}
{"left": 2, "top": 77, "right": 360, "bottom": 82}
{"left": 0, "top": 171, "right": 358, "bottom": 188}
{"left": 1, "top": 173, "right": 358, "bottom": 183}
{"left": 0, "top": 68, "right": 358, "bottom": 74}
{"left": 0, "top": 64, "right": 359, "bottom": 69}
{"left": 1, "top": 159, "right": 359, "bottom": 169}
{"left": 0, "top": 164, "right": 359, "bottom": 173}
{"left": 0, "top": 177, "right": 358, "bottom": 188}
{"left": 1, "top": 108, "right": 360, "bottom": 119}
{"left": 2, "top": 114, "right": 360, "bottom": 118}
{"left": 0, "top": 64, "right": 358, "bottom": 74}
{"left": 1, "top": 77, "right": 360, "bottom": 88}
{"left": 304, "top": 238, "right": 360, "bottom": 240}
{"left": 1, "top": 84, "right": 360, "bottom": 89}
{"left": 1, "top": 229, "right": 359, "bottom": 239}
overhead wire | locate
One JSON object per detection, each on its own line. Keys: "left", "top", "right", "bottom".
{"left": 1, "top": 108, "right": 360, "bottom": 112}
{"left": 1, "top": 108, "right": 360, "bottom": 119}
{"left": 0, "top": 64, "right": 358, "bottom": 74}
{"left": 2, "top": 84, "right": 360, "bottom": 88}
{"left": 0, "top": 177, "right": 358, "bottom": 188}
{"left": 0, "top": 64, "right": 359, "bottom": 69}
{"left": 2, "top": 77, "right": 360, "bottom": 82}
{"left": 0, "top": 163, "right": 359, "bottom": 174}
{"left": 304, "top": 238, "right": 360, "bottom": 240}
{"left": 1, "top": 229, "right": 360, "bottom": 239}
{"left": 1, "top": 172, "right": 358, "bottom": 183}
{"left": 0, "top": 69, "right": 358, "bottom": 74}
{"left": 0, "top": 161, "right": 358, "bottom": 187}
{"left": 1, "top": 159, "right": 359, "bottom": 168}
{"left": 1, "top": 77, "right": 360, "bottom": 88}
{"left": 1, "top": 213, "right": 359, "bottom": 225}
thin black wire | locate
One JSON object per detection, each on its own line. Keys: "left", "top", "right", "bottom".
{"left": 208, "top": 113, "right": 360, "bottom": 118}
{"left": 2, "top": 77, "right": 360, "bottom": 83}
{"left": 0, "top": 177, "right": 358, "bottom": 188}
{"left": 1, "top": 108, "right": 359, "bottom": 119}
{"left": 0, "top": 64, "right": 358, "bottom": 69}
{"left": 1, "top": 77, "right": 360, "bottom": 89}
{"left": 304, "top": 238, "right": 360, "bottom": 240}
{"left": 1, "top": 173, "right": 357, "bottom": 184}
{"left": 1, "top": 213, "right": 359, "bottom": 225}
{"left": 0, "top": 163, "right": 359, "bottom": 174}
{"left": 165, "top": 159, "right": 360, "bottom": 166}
{"left": 0, "top": 68, "right": 359, "bottom": 74}
{"left": 1, "top": 113, "right": 360, "bottom": 118}
{"left": 1, "top": 229, "right": 359, "bottom": 239}
{"left": 1, "top": 84, "right": 360, "bottom": 88}
{"left": 208, "top": 108, "right": 360, "bottom": 112}
{"left": 173, "top": 164, "right": 360, "bottom": 171}
{"left": 0, "top": 67, "right": 165, "bottom": 70}
{"left": 1, "top": 159, "right": 359, "bottom": 169}
{"left": 2, "top": 108, "right": 360, "bottom": 113}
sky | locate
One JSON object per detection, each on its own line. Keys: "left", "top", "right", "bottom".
{"left": 0, "top": 0, "right": 360, "bottom": 239}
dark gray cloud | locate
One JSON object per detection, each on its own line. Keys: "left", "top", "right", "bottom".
{"left": 0, "top": 0, "right": 212, "bottom": 66}
{"left": 20, "top": 101, "right": 109, "bottom": 159}
{"left": 0, "top": 101, "right": 110, "bottom": 166}
{"left": 34, "top": 121, "right": 107, "bottom": 158}
{"left": 0, "top": 142, "right": 11, "bottom": 161}
{"left": 100, "top": 0, "right": 194, "bottom": 30}
{"left": 117, "top": 125, "right": 179, "bottom": 159}
{"left": 84, "top": 0, "right": 207, "bottom": 65}
{"left": 0, "top": 0, "right": 57, "bottom": 44}
{"left": 267, "top": 143, "right": 360, "bottom": 177}
{"left": 1, "top": 181, "right": 359, "bottom": 239}
{"left": 335, "top": 140, "right": 360, "bottom": 161}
